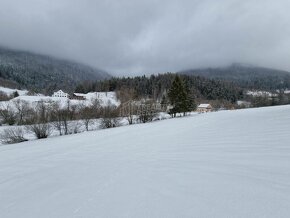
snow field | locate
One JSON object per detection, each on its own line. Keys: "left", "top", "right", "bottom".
{"left": 0, "top": 105, "right": 290, "bottom": 217}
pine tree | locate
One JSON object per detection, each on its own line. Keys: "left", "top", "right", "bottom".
{"left": 168, "top": 76, "right": 193, "bottom": 117}
{"left": 184, "top": 82, "right": 196, "bottom": 112}
{"left": 75, "top": 84, "right": 85, "bottom": 93}
{"left": 13, "top": 91, "right": 19, "bottom": 98}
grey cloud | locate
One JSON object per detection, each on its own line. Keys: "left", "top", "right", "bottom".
{"left": 1, "top": 0, "right": 290, "bottom": 76}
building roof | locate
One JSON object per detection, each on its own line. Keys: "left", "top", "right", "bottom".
{"left": 198, "top": 104, "right": 212, "bottom": 108}
{"left": 73, "top": 93, "right": 86, "bottom": 97}
{"left": 53, "top": 90, "right": 68, "bottom": 94}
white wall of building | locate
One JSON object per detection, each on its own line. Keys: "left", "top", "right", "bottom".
{"left": 52, "top": 90, "right": 69, "bottom": 98}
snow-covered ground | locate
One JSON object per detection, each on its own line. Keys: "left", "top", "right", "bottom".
{"left": 246, "top": 90, "right": 277, "bottom": 97}
{"left": 74, "top": 92, "right": 120, "bottom": 107}
{"left": 0, "top": 112, "right": 172, "bottom": 144}
{"left": 0, "top": 86, "right": 28, "bottom": 96}
{"left": 0, "top": 91, "right": 120, "bottom": 110}
{"left": 0, "top": 106, "right": 290, "bottom": 217}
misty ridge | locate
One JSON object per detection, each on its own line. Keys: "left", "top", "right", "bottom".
{"left": 1, "top": 45, "right": 290, "bottom": 97}
{"left": 0, "top": 46, "right": 109, "bottom": 93}
{"left": 180, "top": 63, "right": 290, "bottom": 90}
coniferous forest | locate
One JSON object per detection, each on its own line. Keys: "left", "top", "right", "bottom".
{"left": 75, "top": 73, "right": 244, "bottom": 105}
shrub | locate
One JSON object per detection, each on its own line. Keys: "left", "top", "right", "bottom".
{"left": 0, "top": 104, "right": 17, "bottom": 125}
{"left": 26, "top": 123, "right": 52, "bottom": 139}
{"left": 100, "top": 117, "right": 120, "bottom": 129}
{"left": 100, "top": 106, "right": 120, "bottom": 129}
{"left": 0, "top": 127, "right": 28, "bottom": 144}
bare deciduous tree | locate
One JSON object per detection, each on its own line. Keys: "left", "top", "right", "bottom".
{"left": 51, "top": 102, "right": 63, "bottom": 135}
{"left": 116, "top": 88, "right": 136, "bottom": 104}
{"left": 26, "top": 100, "right": 52, "bottom": 139}
{"left": 67, "top": 121, "right": 82, "bottom": 134}
{"left": 26, "top": 123, "right": 52, "bottom": 139}
{"left": 0, "top": 127, "right": 28, "bottom": 144}
{"left": 120, "top": 101, "right": 137, "bottom": 125}
{"left": 61, "top": 100, "right": 74, "bottom": 135}
{"left": 78, "top": 103, "right": 95, "bottom": 131}
{"left": 13, "top": 99, "right": 30, "bottom": 125}
{"left": 100, "top": 106, "right": 120, "bottom": 129}
{"left": 0, "top": 103, "right": 17, "bottom": 125}
{"left": 50, "top": 100, "right": 78, "bottom": 135}
{"left": 137, "top": 101, "right": 158, "bottom": 123}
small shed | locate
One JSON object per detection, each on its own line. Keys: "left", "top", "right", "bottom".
{"left": 197, "top": 104, "right": 212, "bottom": 113}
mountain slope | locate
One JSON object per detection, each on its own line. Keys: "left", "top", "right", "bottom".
{"left": 0, "top": 105, "right": 290, "bottom": 217}
{"left": 0, "top": 47, "right": 110, "bottom": 93}
{"left": 180, "top": 64, "right": 290, "bottom": 90}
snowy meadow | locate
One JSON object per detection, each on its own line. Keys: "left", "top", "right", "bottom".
{"left": 0, "top": 105, "right": 290, "bottom": 217}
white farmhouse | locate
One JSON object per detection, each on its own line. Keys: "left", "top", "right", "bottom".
{"left": 52, "top": 90, "right": 69, "bottom": 98}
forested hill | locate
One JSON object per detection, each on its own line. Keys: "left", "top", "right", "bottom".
{"left": 180, "top": 64, "right": 290, "bottom": 91}
{"left": 75, "top": 73, "right": 244, "bottom": 104}
{"left": 0, "top": 47, "right": 110, "bottom": 93}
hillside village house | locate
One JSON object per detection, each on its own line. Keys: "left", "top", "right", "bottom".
{"left": 70, "top": 93, "right": 86, "bottom": 100}
{"left": 197, "top": 104, "right": 213, "bottom": 113}
{"left": 52, "top": 90, "right": 69, "bottom": 98}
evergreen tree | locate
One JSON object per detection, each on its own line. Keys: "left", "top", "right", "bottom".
{"left": 184, "top": 81, "right": 196, "bottom": 112}
{"left": 75, "top": 84, "right": 85, "bottom": 93}
{"left": 167, "top": 76, "right": 193, "bottom": 117}
{"left": 86, "top": 73, "right": 243, "bottom": 104}
{"left": 13, "top": 91, "right": 19, "bottom": 98}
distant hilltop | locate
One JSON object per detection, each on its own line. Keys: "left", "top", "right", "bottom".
{"left": 0, "top": 46, "right": 110, "bottom": 94}
{"left": 180, "top": 63, "right": 290, "bottom": 90}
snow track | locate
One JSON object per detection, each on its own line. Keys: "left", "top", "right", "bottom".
{"left": 1, "top": 106, "right": 290, "bottom": 217}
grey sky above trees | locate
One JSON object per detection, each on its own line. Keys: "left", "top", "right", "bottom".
{"left": 0, "top": 0, "right": 290, "bottom": 75}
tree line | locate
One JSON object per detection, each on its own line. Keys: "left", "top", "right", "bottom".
{"left": 0, "top": 99, "right": 121, "bottom": 144}
{"left": 0, "top": 75, "right": 198, "bottom": 144}
{"left": 75, "top": 73, "right": 244, "bottom": 104}
{"left": 0, "top": 96, "right": 170, "bottom": 144}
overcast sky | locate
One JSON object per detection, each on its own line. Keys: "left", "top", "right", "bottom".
{"left": 0, "top": 0, "right": 290, "bottom": 75}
